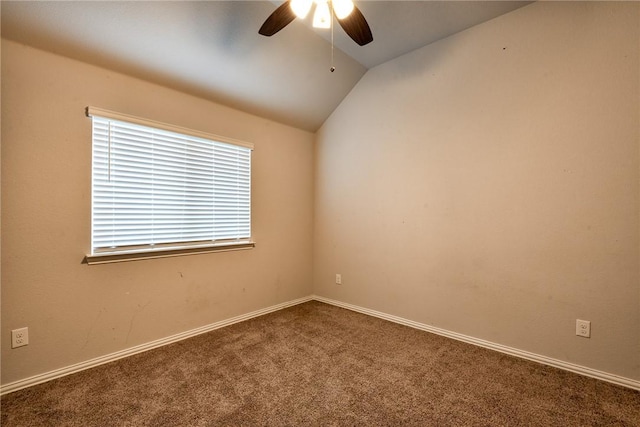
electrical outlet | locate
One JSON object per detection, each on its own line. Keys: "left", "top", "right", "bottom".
{"left": 335, "top": 274, "right": 342, "bottom": 285}
{"left": 576, "top": 319, "right": 591, "bottom": 338}
{"left": 11, "top": 327, "right": 29, "bottom": 348}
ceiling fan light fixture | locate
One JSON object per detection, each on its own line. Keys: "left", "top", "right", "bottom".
{"left": 332, "top": 0, "right": 354, "bottom": 20}
{"left": 290, "top": 0, "right": 313, "bottom": 19}
{"left": 259, "top": 0, "right": 372, "bottom": 46}
{"left": 312, "top": 0, "right": 331, "bottom": 29}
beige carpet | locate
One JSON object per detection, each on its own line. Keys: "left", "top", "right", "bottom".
{"left": 2, "top": 301, "right": 639, "bottom": 426}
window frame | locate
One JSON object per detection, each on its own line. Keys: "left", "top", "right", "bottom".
{"left": 85, "top": 107, "right": 255, "bottom": 265}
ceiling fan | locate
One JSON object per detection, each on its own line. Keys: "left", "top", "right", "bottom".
{"left": 259, "top": 0, "right": 373, "bottom": 46}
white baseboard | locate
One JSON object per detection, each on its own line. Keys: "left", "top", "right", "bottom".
{"left": 312, "top": 295, "right": 640, "bottom": 391}
{"left": 0, "top": 296, "right": 313, "bottom": 396}
{"left": 2, "top": 294, "right": 638, "bottom": 395}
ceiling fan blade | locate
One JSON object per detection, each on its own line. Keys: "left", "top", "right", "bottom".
{"left": 259, "top": 1, "right": 296, "bottom": 37}
{"left": 337, "top": 5, "right": 373, "bottom": 46}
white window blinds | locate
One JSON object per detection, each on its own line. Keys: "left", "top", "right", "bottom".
{"left": 88, "top": 108, "right": 252, "bottom": 256}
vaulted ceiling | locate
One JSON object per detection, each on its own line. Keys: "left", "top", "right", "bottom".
{"left": 1, "top": 1, "right": 530, "bottom": 132}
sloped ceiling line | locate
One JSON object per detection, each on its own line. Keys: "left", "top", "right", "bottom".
{"left": 1, "top": 1, "right": 529, "bottom": 132}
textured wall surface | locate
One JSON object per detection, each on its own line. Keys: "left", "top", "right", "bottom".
{"left": 1, "top": 40, "right": 314, "bottom": 385}
{"left": 314, "top": 2, "right": 639, "bottom": 380}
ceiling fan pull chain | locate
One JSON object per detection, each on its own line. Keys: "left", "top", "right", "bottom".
{"left": 330, "top": 2, "right": 336, "bottom": 72}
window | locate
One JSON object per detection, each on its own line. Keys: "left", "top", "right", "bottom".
{"left": 85, "top": 107, "right": 254, "bottom": 264}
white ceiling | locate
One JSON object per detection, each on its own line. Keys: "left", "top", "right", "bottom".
{"left": 1, "top": 1, "right": 530, "bottom": 132}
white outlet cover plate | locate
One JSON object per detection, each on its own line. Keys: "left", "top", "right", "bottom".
{"left": 11, "top": 327, "right": 29, "bottom": 348}
{"left": 576, "top": 319, "right": 591, "bottom": 338}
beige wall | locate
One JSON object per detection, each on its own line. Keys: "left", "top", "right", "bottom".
{"left": 1, "top": 40, "right": 314, "bottom": 385}
{"left": 314, "top": 2, "right": 640, "bottom": 380}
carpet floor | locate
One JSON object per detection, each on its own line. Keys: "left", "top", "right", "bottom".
{"left": 1, "top": 301, "right": 639, "bottom": 426}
